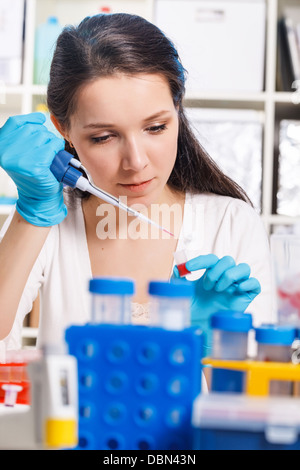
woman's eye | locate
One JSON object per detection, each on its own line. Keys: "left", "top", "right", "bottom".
{"left": 146, "top": 124, "right": 167, "bottom": 134}
{"left": 90, "top": 124, "right": 167, "bottom": 143}
{"left": 91, "top": 134, "right": 113, "bottom": 144}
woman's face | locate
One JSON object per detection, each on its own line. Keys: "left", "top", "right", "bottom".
{"left": 64, "top": 73, "right": 179, "bottom": 207}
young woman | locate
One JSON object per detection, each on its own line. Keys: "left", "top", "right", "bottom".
{"left": 0, "top": 13, "right": 272, "bottom": 353}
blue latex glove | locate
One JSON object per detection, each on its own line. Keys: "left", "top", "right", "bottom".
{"left": 0, "top": 113, "right": 67, "bottom": 226}
{"left": 173, "top": 254, "right": 261, "bottom": 353}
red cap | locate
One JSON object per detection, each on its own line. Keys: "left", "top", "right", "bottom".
{"left": 177, "top": 262, "right": 191, "bottom": 277}
{"left": 100, "top": 6, "right": 111, "bottom": 13}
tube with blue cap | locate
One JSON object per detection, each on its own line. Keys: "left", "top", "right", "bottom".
{"left": 50, "top": 150, "right": 173, "bottom": 237}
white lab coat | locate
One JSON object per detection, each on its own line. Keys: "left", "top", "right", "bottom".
{"left": 0, "top": 192, "right": 274, "bottom": 353}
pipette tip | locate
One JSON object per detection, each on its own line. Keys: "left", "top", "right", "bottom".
{"left": 162, "top": 227, "right": 174, "bottom": 237}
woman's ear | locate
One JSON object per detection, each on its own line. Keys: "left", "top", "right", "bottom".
{"left": 50, "top": 115, "right": 67, "bottom": 139}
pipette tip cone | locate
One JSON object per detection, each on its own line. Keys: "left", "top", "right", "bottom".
{"left": 162, "top": 227, "right": 174, "bottom": 237}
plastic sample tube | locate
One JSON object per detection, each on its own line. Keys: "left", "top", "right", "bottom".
{"left": 89, "top": 277, "right": 135, "bottom": 324}
{"left": 255, "top": 324, "right": 296, "bottom": 396}
{"left": 173, "top": 250, "right": 191, "bottom": 278}
{"left": 148, "top": 280, "right": 194, "bottom": 330}
{"left": 210, "top": 310, "right": 253, "bottom": 393}
{"left": 211, "top": 310, "right": 253, "bottom": 361}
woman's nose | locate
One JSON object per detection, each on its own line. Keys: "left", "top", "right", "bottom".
{"left": 121, "top": 136, "right": 149, "bottom": 172}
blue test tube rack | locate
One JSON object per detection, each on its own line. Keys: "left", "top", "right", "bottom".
{"left": 65, "top": 323, "right": 203, "bottom": 450}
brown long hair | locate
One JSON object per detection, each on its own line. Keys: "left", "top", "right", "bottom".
{"left": 47, "top": 13, "right": 251, "bottom": 204}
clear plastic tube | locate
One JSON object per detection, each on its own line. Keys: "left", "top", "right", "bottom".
{"left": 148, "top": 280, "right": 193, "bottom": 330}
{"left": 210, "top": 311, "right": 253, "bottom": 394}
{"left": 89, "top": 277, "right": 135, "bottom": 325}
{"left": 255, "top": 325, "right": 296, "bottom": 396}
{"left": 211, "top": 311, "right": 253, "bottom": 360}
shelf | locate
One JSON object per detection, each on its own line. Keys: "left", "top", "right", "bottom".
{"left": 2, "top": 88, "right": 296, "bottom": 104}
{"left": 185, "top": 91, "right": 300, "bottom": 105}
{"left": 22, "top": 327, "right": 38, "bottom": 348}
{"left": 184, "top": 92, "right": 267, "bottom": 103}
{"left": 0, "top": 85, "right": 25, "bottom": 95}
{"left": 268, "top": 214, "right": 300, "bottom": 225}
{"left": 22, "top": 327, "right": 38, "bottom": 339}
{"left": 31, "top": 85, "right": 48, "bottom": 95}
{"left": 274, "top": 92, "right": 300, "bottom": 104}
{"left": 0, "top": 205, "right": 15, "bottom": 215}
{"left": 1, "top": 84, "right": 47, "bottom": 96}
{"left": 4, "top": 87, "right": 295, "bottom": 104}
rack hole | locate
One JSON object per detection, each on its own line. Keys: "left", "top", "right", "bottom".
{"left": 109, "top": 407, "right": 121, "bottom": 420}
{"left": 78, "top": 339, "right": 98, "bottom": 359}
{"left": 107, "top": 341, "right": 129, "bottom": 363}
{"left": 137, "top": 373, "right": 158, "bottom": 394}
{"left": 138, "top": 439, "right": 151, "bottom": 450}
{"left": 104, "top": 403, "right": 126, "bottom": 424}
{"left": 80, "top": 372, "right": 95, "bottom": 388}
{"left": 107, "top": 438, "right": 119, "bottom": 450}
{"left": 77, "top": 432, "right": 94, "bottom": 449}
{"left": 168, "top": 440, "right": 184, "bottom": 450}
{"left": 169, "top": 345, "right": 190, "bottom": 365}
{"left": 80, "top": 405, "right": 92, "bottom": 419}
{"left": 104, "top": 434, "right": 125, "bottom": 450}
{"left": 136, "top": 405, "right": 156, "bottom": 425}
{"left": 106, "top": 372, "right": 127, "bottom": 393}
{"left": 168, "top": 376, "right": 187, "bottom": 395}
{"left": 79, "top": 436, "right": 89, "bottom": 449}
{"left": 166, "top": 407, "right": 186, "bottom": 427}
{"left": 138, "top": 342, "right": 159, "bottom": 364}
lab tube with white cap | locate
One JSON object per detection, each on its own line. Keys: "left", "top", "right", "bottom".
{"left": 210, "top": 310, "right": 253, "bottom": 393}
{"left": 148, "top": 280, "right": 194, "bottom": 330}
{"left": 89, "top": 277, "right": 135, "bottom": 324}
{"left": 255, "top": 324, "right": 296, "bottom": 396}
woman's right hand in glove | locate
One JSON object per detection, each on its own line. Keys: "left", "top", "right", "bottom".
{"left": 0, "top": 112, "right": 67, "bottom": 226}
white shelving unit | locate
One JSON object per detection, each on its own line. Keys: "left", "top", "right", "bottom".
{"left": 181, "top": 0, "right": 300, "bottom": 233}
{"left": 0, "top": 0, "right": 300, "bottom": 235}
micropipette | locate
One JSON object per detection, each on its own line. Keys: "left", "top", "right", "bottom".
{"left": 50, "top": 150, "right": 174, "bottom": 237}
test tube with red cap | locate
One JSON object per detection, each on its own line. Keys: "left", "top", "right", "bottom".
{"left": 100, "top": 6, "right": 112, "bottom": 13}
{"left": 173, "top": 250, "right": 191, "bottom": 278}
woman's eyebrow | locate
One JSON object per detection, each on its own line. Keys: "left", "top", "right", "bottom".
{"left": 142, "top": 110, "right": 172, "bottom": 122}
{"left": 83, "top": 122, "right": 114, "bottom": 129}
{"left": 82, "top": 110, "right": 172, "bottom": 129}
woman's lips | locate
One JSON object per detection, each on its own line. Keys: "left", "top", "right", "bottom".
{"left": 119, "top": 178, "right": 154, "bottom": 193}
